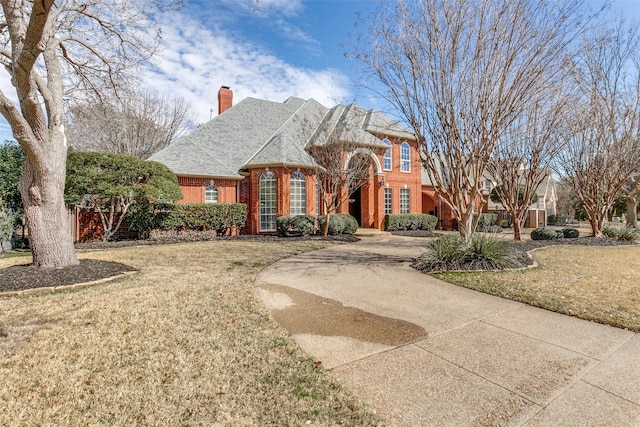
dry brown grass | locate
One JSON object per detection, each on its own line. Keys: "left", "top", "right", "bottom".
{"left": 436, "top": 245, "right": 640, "bottom": 331}
{"left": 0, "top": 241, "right": 380, "bottom": 426}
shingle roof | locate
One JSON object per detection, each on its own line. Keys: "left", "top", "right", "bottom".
{"left": 150, "top": 95, "right": 416, "bottom": 178}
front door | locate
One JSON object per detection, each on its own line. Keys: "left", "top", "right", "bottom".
{"left": 349, "top": 187, "right": 362, "bottom": 226}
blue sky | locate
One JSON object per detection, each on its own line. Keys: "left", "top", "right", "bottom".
{"left": 1, "top": 0, "right": 640, "bottom": 141}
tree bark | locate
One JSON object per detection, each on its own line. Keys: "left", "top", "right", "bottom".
{"left": 18, "top": 135, "right": 78, "bottom": 267}
{"left": 512, "top": 217, "right": 523, "bottom": 241}
{"left": 626, "top": 196, "right": 638, "bottom": 228}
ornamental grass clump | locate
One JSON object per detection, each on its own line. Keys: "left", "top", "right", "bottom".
{"left": 411, "top": 234, "right": 520, "bottom": 273}
{"left": 603, "top": 225, "right": 639, "bottom": 241}
{"left": 464, "top": 233, "right": 519, "bottom": 270}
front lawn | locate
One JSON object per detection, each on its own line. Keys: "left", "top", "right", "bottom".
{"left": 435, "top": 245, "right": 640, "bottom": 331}
{"left": 0, "top": 241, "right": 380, "bottom": 425}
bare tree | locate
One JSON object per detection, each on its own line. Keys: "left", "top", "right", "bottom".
{"left": 486, "top": 91, "right": 569, "bottom": 240}
{"left": 352, "top": 0, "right": 588, "bottom": 240}
{"left": 304, "top": 109, "right": 379, "bottom": 236}
{"left": 67, "top": 88, "right": 193, "bottom": 159}
{"left": 557, "top": 21, "right": 640, "bottom": 237}
{"left": 0, "top": 0, "right": 178, "bottom": 267}
{"left": 620, "top": 174, "right": 639, "bottom": 228}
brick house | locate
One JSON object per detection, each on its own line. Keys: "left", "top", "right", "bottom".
{"left": 150, "top": 86, "right": 431, "bottom": 234}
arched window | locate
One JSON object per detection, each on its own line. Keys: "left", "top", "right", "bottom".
{"left": 400, "top": 142, "right": 411, "bottom": 172}
{"left": 383, "top": 138, "right": 392, "bottom": 171}
{"left": 290, "top": 171, "right": 306, "bottom": 215}
{"left": 259, "top": 171, "right": 277, "bottom": 231}
{"left": 205, "top": 185, "right": 218, "bottom": 203}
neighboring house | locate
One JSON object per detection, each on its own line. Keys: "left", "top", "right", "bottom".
{"left": 150, "top": 87, "right": 424, "bottom": 234}
{"left": 484, "top": 173, "right": 558, "bottom": 228}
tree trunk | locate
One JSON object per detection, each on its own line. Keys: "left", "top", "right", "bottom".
{"left": 458, "top": 212, "right": 474, "bottom": 242}
{"left": 323, "top": 214, "right": 330, "bottom": 237}
{"left": 19, "top": 142, "right": 78, "bottom": 268}
{"left": 588, "top": 217, "right": 604, "bottom": 238}
{"left": 626, "top": 196, "right": 638, "bottom": 228}
{"left": 512, "top": 218, "right": 523, "bottom": 241}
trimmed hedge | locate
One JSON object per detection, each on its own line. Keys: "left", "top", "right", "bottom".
{"left": 530, "top": 227, "right": 560, "bottom": 240}
{"left": 276, "top": 215, "right": 315, "bottom": 237}
{"left": 129, "top": 203, "right": 247, "bottom": 236}
{"left": 384, "top": 214, "right": 437, "bottom": 231}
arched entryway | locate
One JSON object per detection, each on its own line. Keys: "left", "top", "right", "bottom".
{"left": 344, "top": 148, "right": 383, "bottom": 228}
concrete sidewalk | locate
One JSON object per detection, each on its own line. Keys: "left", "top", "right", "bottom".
{"left": 256, "top": 236, "right": 640, "bottom": 426}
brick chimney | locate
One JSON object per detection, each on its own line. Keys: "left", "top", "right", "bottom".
{"left": 218, "top": 86, "right": 233, "bottom": 115}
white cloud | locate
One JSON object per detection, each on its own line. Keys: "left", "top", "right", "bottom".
{"left": 143, "top": 11, "right": 352, "bottom": 125}
{"left": 225, "top": 0, "right": 304, "bottom": 17}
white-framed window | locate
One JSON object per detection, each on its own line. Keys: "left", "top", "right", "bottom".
{"left": 383, "top": 138, "right": 392, "bottom": 171}
{"left": 400, "top": 142, "right": 411, "bottom": 172}
{"left": 260, "top": 171, "right": 277, "bottom": 231}
{"left": 384, "top": 187, "right": 393, "bottom": 215}
{"left": 205, "top": 185, "right": 218, "bottom": 203}
{"left": 290, "top": 171, "right": 306, "bottom": 216}
{"left": 400, "top": 188, "right": 410, "bottom": 213}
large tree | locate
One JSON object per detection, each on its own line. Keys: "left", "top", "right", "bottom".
{"left": 0, "top": 0, "right": 178, "bottom": 267}
{"left": 352, "top": 0, "right": 588, "bottom": 240}
{"left": 557, "top": 20, "right": 640, "bottom": 237}
{"left": 486, "top": 91, "right": 569, "bottom": 240}
{"left": 67, "top": 88, "right": 193, "bottom": 160}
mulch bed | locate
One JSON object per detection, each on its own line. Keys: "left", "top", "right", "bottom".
{"left": 1, "top": 234, "right": 359, "bottom": 294}
{"left": 0, "top": 259, "right": 137, "bottom": 294}
{"left": 409, "top": 233, "right": 638, "bottom": 274}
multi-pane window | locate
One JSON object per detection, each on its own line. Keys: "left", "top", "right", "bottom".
{"left": 400, "top": 188, "right": 410, "bottom": 214}
{"left": 260, "top": 171, "right": 277, "bottom": 231}
{"left": 400, "top": 142, "right": 411, "bottom": 172}
{"left": 290, "top": 171, "right": 306, "bottom": 216}
{"left": 384, "top": 187, "right": 393, "bottom": 214}
{"left": 204, "top": 185, "right": 218, "bottom": 203}
{"left": 383, "top": 138, "right": 392, "bottom": 170}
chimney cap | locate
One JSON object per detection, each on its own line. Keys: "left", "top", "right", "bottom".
{"left": 221, "top": 85, "right": 230, "bottom": 90}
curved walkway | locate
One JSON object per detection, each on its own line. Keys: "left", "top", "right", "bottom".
{"left": 256, "top": 236, "right": 640, "bottom": 426}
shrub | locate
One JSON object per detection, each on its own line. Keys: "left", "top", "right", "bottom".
{"left": 277, "top": 215, "right": 315, "bottom": 237}
{"left": 384, "top": 214, "right": 437, "bottom": 231}
{"left": 276, "top": 216, "right": 291, "bottom": 237}
{"left": 474, "top": 213, "right": 498, "bottom": 232}
{"left": 561, "top": 228, "right": 579, "bottom": 238}
{"left": 317, "top": 214, "right": 345, "bottom": 235}
{"left": 464, "top": 233, "right": 519, "bottom": 270}
{"left": 603, "top": 225, "right": 639, "bottom": 241}
{"left": 530, "top": 227, "right": 559, "bottom": 240}
{"left": 500, "top": 219, "right": 510, "bottom": 228}
{"left": 335, "top": 213, "right": 358, "bottom": 235}
{"left": 130, "top": 203, "right": 247, "bottom": 236}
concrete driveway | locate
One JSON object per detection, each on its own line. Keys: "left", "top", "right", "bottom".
{"left": 256, "top": 236, "right": 640, "bottom": 426}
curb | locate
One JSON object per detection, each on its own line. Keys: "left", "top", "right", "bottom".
{"left": 0, "top": 271, "right": 138, "bottom": 299}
